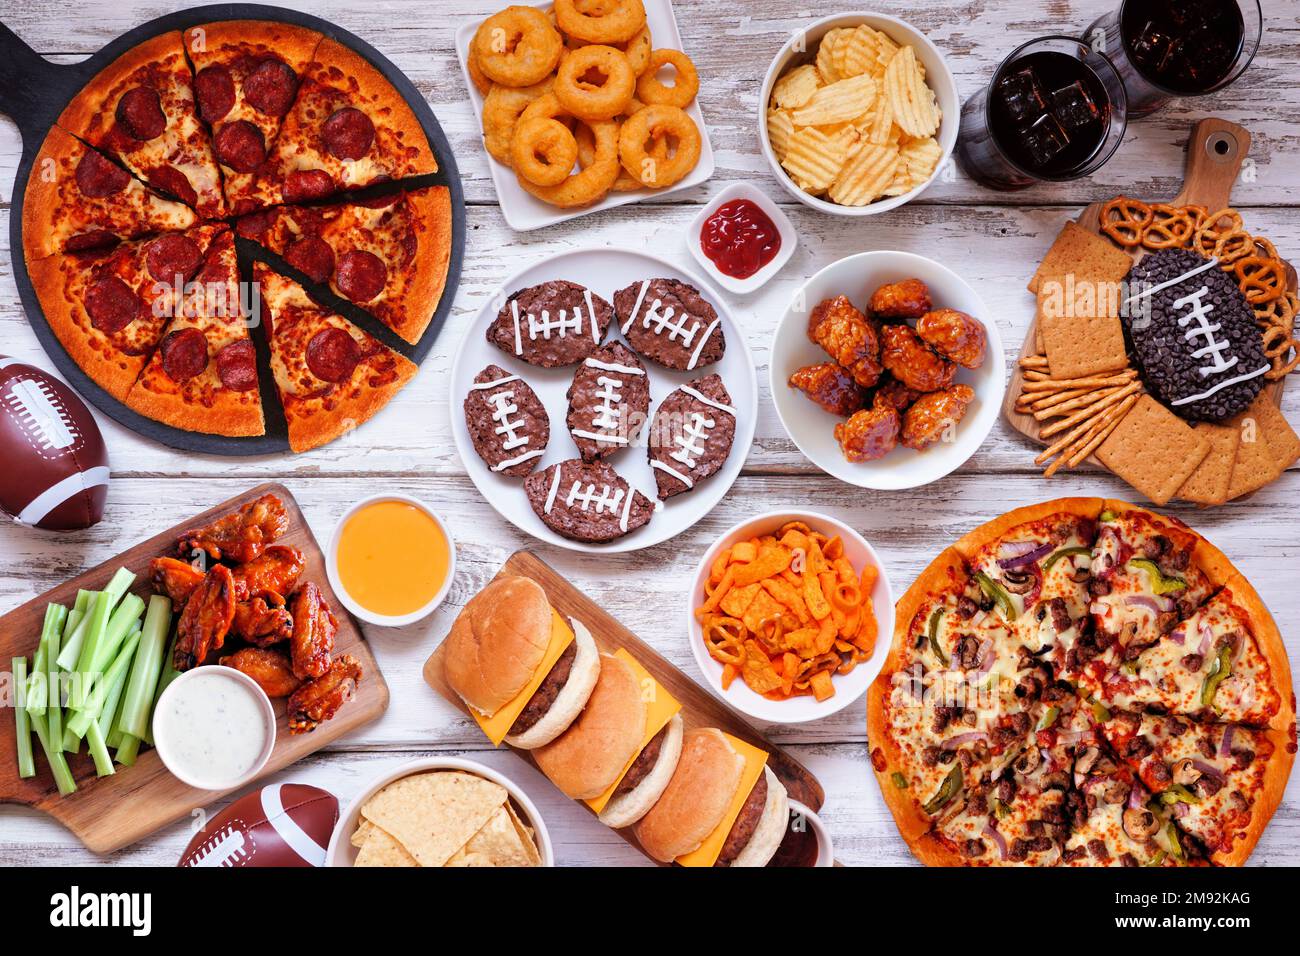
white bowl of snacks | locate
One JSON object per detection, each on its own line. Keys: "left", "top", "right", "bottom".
{"left": 758, "top": 12, "right": 958, "bottom": 216}
{"left": 327, "top": 757, "right": 553, "bottom": 867}
{"left": 153, "top": 666, "right": 277, "bottom": 791}
{"left": 326, "top": 494, "right": 456, "bottom": 627}
{"left": 687, "top": 510, "right": 893, "bottom": 724}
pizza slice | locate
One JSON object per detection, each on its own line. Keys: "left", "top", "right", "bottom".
{"left": 125, "top": 227, "right": 264, "bottom": 436}
{"left": 236, "top": 186, "right": 452, "bottom": 344}
{"left": 254, "top": 262, "right": 416, "bottom": 453}
{"left": 22, "top": 126, "right": 196, "bottom": 258}
{"left": 28, "top": 223, "right": 229, "bottom": 401}
{"left": 246, "top": 37, "right": 437, "bottom": 208}
{"left": 57, "top": 31, "right": 226, "bottom": 218}
{"left": 1100, "top": 711, "right": 1284, "bottom": 865}
{"left": 185, "top": 20, "right": 325, "bottom": 215}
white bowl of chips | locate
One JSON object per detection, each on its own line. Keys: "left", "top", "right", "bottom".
{"left": 326, "top": 757, "right": 554, "bottom": 867}
{"left": 759, "top": 13, "right": 958, "bottom": 215}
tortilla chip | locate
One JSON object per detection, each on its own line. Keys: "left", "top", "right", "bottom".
{"left": 446, "top": 805, "right": 540, "bottom": 867}
{"left": 353, "top": 825, "right": 419, "bottom": 867}
{"left": 360, "top": 771, "right": 507, "bottom": 868}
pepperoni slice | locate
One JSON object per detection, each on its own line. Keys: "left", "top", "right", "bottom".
{"left": 306, "top": 327, "right": 361, "bottom": 382}
{"left": 65, "top": 230, "right": 119, "bottom": 253}
{"left": 115, "top": 87, "right": 166, "bottom": 141}
{"left": 74, "top": 149, "right": 130, "bottom": 198}
{"left": 148, "top": 166, "right": 198, "bottom": 208}
{"left": 283, "top": 168, "right": 335, "bottom": 203}
{"left": 160, "top": 327, "right": 209, "bottom": 382}
{"left": 322, "top": 107, "right": 375, "bottom": 160}
{"left": 284, "top": 236, "right": 335, "bottom": 284}
{"left": 146, "top": 234, "right": 204, "bottom": 284}
{"left": 243, "top": 59, "right": 298, "bottom": 117}
{"left": 214, "top": 120, "right": 266, "bottom": 174}
{"left": 216, "top": 339, "right": 258, "bottom": 391}
{"left": 235, "top": 208, "right": 276, "bottom": 239}
{"left": 194, "top": 65, "right": 236, "bottom": 123}
{"left": 335, "top": 250, "right": 387, "bottom": 302}
{"left": 85, "top": 275, "right": 142, "bottom": 334}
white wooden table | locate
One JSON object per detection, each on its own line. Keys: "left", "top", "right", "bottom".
{"left": 1, "top": 0, "right": 1297, "bottom": 867}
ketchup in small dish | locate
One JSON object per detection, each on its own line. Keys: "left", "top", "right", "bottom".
{"left": 699, "top": 199, "right": 782, "bottom": 279}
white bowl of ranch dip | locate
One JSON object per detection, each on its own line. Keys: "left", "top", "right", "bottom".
{"left": 153, "top": 666, "right": 277, "bottom": 791}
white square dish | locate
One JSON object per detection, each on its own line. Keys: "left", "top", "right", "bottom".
{"left": 686, "top": 181, "right": 797, "bottom": 295}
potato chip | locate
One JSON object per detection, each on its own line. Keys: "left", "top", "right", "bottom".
{"left": 792, "top": 73, "right": 877, "bottom": 127}
{"left": 767, "top": 108, "right": 794, "bottom": 162}
{"left": 899, "top": 136, "right": 944, "bottom": 188}
{"left": 873, "top": 31, "right": 901, "bottom": 77}
{"left": 856, "top": 94, "right": 894, "bottom": 145}
{"left": 781, "top": 126, "right": 849, "bottom": 193}
{"left": 772, "top": 63, "right": 822, "bottom": 110}
{"left": 816, "top": 27, "right": 850, "bottom": 83}
{"left": 829, "top": 142, "right": 901, "bottom": 206}
{"left": 354, "top": 825, "right": 419, "bottom": 867}
{"left": 840, "top": 24, "right": 882, "bottom": 77}
{"left": 885, "top": 46, "right": 940, "bottom": 138}
{"left": 360, "top": 771, "right": 507, "bottom": 868}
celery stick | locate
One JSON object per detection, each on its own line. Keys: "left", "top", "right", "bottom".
{"left": 56, "top": 568, "right": 134, "bottom": 671}
{"left": 87, "top": 594, "right": 145, "bottom": 680}
{"left": 14, "top": 658, "right": 34, "bottom": 779}
{"left": 27, "top": 605, "right": 67, "bottom": 718}
{"left": 100, "top": 623, "right": 140, "bottom": 749}
{"left": 63, "top": 590, "right": 111, "bottom": 709}
{"left": 142, "top": 632, "right": 181, "bottom": 747}
{"left": 85, "top": 721, "right": 114, "bottom": 777}
{"left": 29, "top": 712, "right": 76, "bottom": 796}
{"left": 72, "top": 589, "right": 93, "bottom": 615}
{"left": 114, "top": 734, "right": 140, "bottom": 767}
{"left": 119, "top": 595, "right": 172, "bottom": 740}
{"left": 47, "top": 614, "right": 66, "bottom": 741}
{"left": 66, "top": 631, "right": 140, "bottom": 738}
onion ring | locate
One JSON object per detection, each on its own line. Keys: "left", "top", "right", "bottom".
{"left": 617, "top": 104, "right": 701, "bottom": 188}
{"left": 577, "top": 108, "right": 657, "bottom": 191}
{"left": 567, "top": 24, "right": 652, "bottom": 76}
{"left": 555, "top": 44, "right": 635, "bottom": 120}
{"left": 517, "top": 93, "right": 619, "bottom": 206}
{"left": 466, "top": 46, "right": 493, "bottom": 95}
{"left": 472, "top": 5, "right": 563, "bottom": 87}
{"left": 481, "top": 78, "right": 554, "bottom": 167}
{"left": 554, "top": 0, "right": 646, "bottom": 45}
{"left": 635, "top": 48, "right": 699, "bottom": 108}
{"left": 510, "top": 116, "right": 579, "bottom": 186}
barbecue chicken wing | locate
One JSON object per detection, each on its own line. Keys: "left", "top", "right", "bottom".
{"left": 174, "top": 564, "right": 236, "bottom": 671}
{"left": 869, "top": 278, "right": 932, "bottom": 320}
{"left": 290, "top": 582, "right": 337, "bottom": 680}
{"left": 232, "top": 545, "right": 305, "bottom": 603}
{"left": 789, "top": 363, "right": 868, "bottom": 416}
{"left": 288, "top": 654, "right": 362, "bottom": 734}
{"left": 176, "top": 493, "right": 288, "bottom": 565}
{"left": 916, "top": 309, "right": 987, "bottom": 369}
{"left": 902, "top": 385, "right": 976, "bottom": 451}
{"left": 150, "top": 557, "right": 205, "bottom": 605}
{"left": 880, "top": 323, "right": 956, "bottom": 393}
{"left": 834, "top": 405, "right": 900, "bottom": 463}
{"left": 232, "top": 597, "right": 294, "bottom": 646}
{"left": 807, "top": 295, "right": 882, "bottom": 388}
{"left": 220, "top": 647, "right": 301, "bottom": 698}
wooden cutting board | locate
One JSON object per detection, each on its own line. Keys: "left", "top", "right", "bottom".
{"left": 423, "top": 551, "right": 826, "bottom": 864}
{"left": 1003, "top": 118, "right": 1295, "bottom": 455}
{"left": 0, "top": 482, "right": 389, "bottom": 854}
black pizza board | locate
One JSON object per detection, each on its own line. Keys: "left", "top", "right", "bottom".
{"left": 0, "top": 4, "right": 466, "bottom": 455}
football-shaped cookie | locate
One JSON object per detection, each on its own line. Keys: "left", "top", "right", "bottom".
{"left": 0, "top": 357, "right": 109, "bottom": 531}
{"left": 648, "top": 374, "right": 738, "bottom": 499}
{"left": 464, "top": 364, "right": 550, "bottom": 477}
{"left": 524, "top": 458, "right": 655, "bottom": 543}
{"left": 178, "top": 783, "right": 338, "bottom": 867}
{"left": 487, "top": 280, "right": 613, "bottom": 368}
{"left": 566, "top": 343, "right": 650, "bottom": 461}
{"left": 614, "top": 277, "right": 725, "bottom": 371}
{"left": 1124, "top": 249, "right": 1268, "bottom": 422}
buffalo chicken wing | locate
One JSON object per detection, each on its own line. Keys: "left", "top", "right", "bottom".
{"left": 231, "top": 544, "right": 305, "bottom": 604}
{"left": 220, "top": 647, "right": 301, "bottom": 698}
{"left": 290, "top": 582, "right": 337, "bottom": 680}
{"left": 150, "top": 557, "right": 205, "bottom": 606}
{"left": 174, "top": 564, "right": 236, "bottom": 671}
{"left": 176, "top": 493, "right": 288, "bottom": 565}
{"left": 232, "top": 597, "right": 294, "bottom": 645}
{"left": 288, "top": 654, "right": 362, "bottom": 734}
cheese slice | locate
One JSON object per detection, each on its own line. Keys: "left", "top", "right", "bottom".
{"left": 584, "top": 648, "right": 682, "bottom": 813}
{"left": 471, "top": 609, "right": 576, "bottom": 746}
{"left": 676, "top": 733, "right": 769, "bottom": 868}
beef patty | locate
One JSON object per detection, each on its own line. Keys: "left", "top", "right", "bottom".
{"left": 715, "top": 772, "right": 768, "bottom": 866}
{"left": 508, "top": 641, "right": 577, "bottom": 735}
{"left": 613, "top": 723, "right": 670, "bottom": 798}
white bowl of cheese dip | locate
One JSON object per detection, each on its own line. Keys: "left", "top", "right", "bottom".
{"left": 152, "top": 666, "right": 277, "bottom": 791}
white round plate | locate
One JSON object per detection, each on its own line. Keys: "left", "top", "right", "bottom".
{"left": 452, "top": 248, "right": 758, "bottom": 554}
{"left": 769, "top": 251, "right": 1005, "bottom": 490}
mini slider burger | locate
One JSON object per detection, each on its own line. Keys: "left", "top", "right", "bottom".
{"left": 443, "top": 577, "right": 599, "bottom": 748}
{"left": 636, "top": 728, "right": 789, "bottom": 867}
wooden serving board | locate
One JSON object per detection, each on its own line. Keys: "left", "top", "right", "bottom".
{"left": 1003, "top": 118, "right": 1296, "bottom": 458}
{"left": 423, "top": 551, "right": 826, "bottom": 865}
{"left": 0, "top": 482, "right": 389, "bottom": 854}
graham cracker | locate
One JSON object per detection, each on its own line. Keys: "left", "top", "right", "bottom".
{"left": 1037, "top": 279, "right": 1129, "bottom": 378}
{"left": 1096, "top": 395, "right": 1212, "bottom": 506}
{"left": 1226, "top": 394, "right": 1300, "bottom": 500}
{"left": 1176, "top": 423, "right": 1241, "bottom": 506}
{"left": 1029, "top": 221, "right": 1134, "bottom": 293}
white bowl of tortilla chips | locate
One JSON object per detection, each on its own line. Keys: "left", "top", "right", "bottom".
{"left": 326, "top": 757, "right": 553, "bottom": 867}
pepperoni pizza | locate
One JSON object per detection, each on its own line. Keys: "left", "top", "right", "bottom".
{"left": 21, "top": 19, "right": 452, "bottom": 449}
{"left": 868, "top": 499, "right": 1295, "bottom": 867}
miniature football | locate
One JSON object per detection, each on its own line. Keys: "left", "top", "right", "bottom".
{"left": 524, "top": 458, "right": 655, "bottom": 543}
{"left": 464, "top": 364, "right": 550, "bottom": 477}
{"left": 0, "top": 356, "right": 109, "bottom": 531}
{"left": 487, "top": 280, "right": 613, "bottom": 368}
{"left": 648, "top": 374, "right": 738, "bottom": 499}
{"left": 614, "top": 277, "right": 725, "bottom": 371}
{"left": 1124, "top": 249, "right": 1268, "bottom": 422}
{"left": 178, "top": 783, "right": 338, "bottom": 868}
{"left": 566, "top": 342, "right": 649, "bottom": 461}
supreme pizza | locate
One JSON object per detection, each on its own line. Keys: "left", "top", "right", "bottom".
{"left": 868, "top": 498, "right": 1295, "bottom": 867}
{"left": 21, "top": 19, "right": 452, "bottom": 449}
